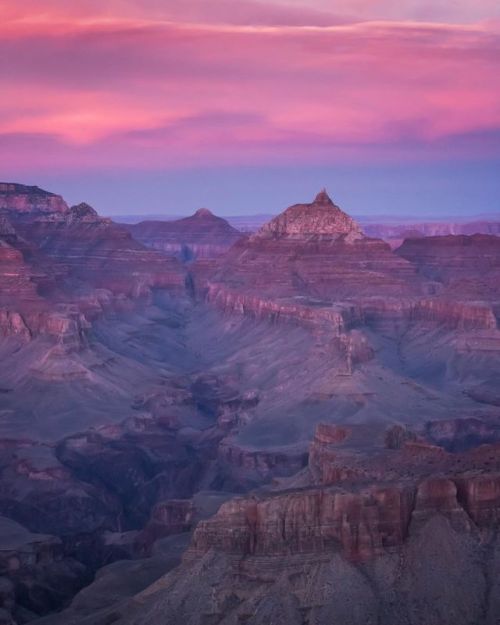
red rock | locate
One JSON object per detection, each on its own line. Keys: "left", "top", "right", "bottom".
{"left": 257, "top": 189, "right": 363, "bottom": 241}
{"left": 456, "top": 474, "right": 500, "bottom": 525}
{"left": 190, "top": 486, "right": 415, "bottom": 561}
{"left": 125, "top": 208, "right": 242, "bottom": 261}
{"left": 0, "top": 183, "right": 68, "bottom": 217}
{"left": 137, "top": 500, "right": 195, "bottom": 553}
{"left": 190, "top": 421, "right": 500, "bottom": 565}
{"left": 0, "top": 183, "right": 185, "bottom": 299}
{"left": 206, "top": 190, "right": 422, "bottom": 303}
{"left": 396, "top": 234, "right": 500, "bottom": 302}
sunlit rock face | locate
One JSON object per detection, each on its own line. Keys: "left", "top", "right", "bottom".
{"left": 125, "top": 208, "right": 242, "bottom": 261}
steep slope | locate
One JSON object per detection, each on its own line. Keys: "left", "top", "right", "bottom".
{"left": 0, "top": 184, "right": 185, "bottom": 340}
{"left": 0, "top": 185, "right": 185, "bottom": 298}
{"left": 205, "top": 190, "right": 423, "bottom": 303}
{"left": 125, "top": 209, "right": 242, "bottom": 261}
{"left": 396, "top": 234, "right": 500, "bottom": 301}
{"left": 1, "top": 184, "right": 500, "bottom": 624}
{"left": 35, "top": 420, "right": 500, "bottom": 625}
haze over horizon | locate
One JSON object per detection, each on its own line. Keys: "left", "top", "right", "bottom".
{"left": 1, "top": 0, "right": 500, "bottom": 216}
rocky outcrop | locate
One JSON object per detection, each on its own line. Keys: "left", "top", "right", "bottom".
{"left": 125, "top": 208, "right": 242, "bottom": 262}
{"left": 189, "top": 486, "right": 416, "bottom": 560}
{"left": 0, "top": 183, "right": 185, "bottom": 300}
{"left": 207, "top": 191, "right": 423, "bottom": 302}
{"left": 0, "top": 184, "right": 68, "bottom": 219}
{"left": 0, "top": 311, "right": 31, "bottom": 340}
{"left": 0, "top": 516, "right": 88, "bottom": 622}
{"left": 256, "top": 189, "right": 363, "bottom": 241}
{"left": 136, "top": 500, "right": 194, "bottom": 553}
{"left": 190, "top": 421, "right": 500, "bottom": 564}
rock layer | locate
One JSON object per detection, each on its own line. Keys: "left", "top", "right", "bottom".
{"left": 125, "top": 208, "right": 242, "bottom": 261}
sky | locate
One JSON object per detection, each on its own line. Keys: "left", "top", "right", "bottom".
{"left": 1, "top": 1, "right": 499, "bottom": 217}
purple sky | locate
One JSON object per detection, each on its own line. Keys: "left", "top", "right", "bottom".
{"left": 1, "top": 1, "right": 499, "bottom": 217}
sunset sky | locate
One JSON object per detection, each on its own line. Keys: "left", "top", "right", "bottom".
{"left": 1, "top": 1, "right": 499, "bottom": 216}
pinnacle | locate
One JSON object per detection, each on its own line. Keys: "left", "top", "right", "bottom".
{"left": 313, "top": 189, "right": 334, "bottom": 205}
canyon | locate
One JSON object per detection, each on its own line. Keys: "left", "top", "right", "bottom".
{"left": 0, "top": 184, "right": 499, "bottom": 624}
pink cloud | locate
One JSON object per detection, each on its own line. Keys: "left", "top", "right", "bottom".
{"left": 0, "top": 5, "right": 499, "bottom": 174}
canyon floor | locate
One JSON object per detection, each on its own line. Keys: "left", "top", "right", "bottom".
{"left": 0, "top": 184, "right": 499, "bottom": 625}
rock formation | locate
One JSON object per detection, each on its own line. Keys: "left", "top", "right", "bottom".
{"left": 125, "top": 208, "right": 242, "bottom": 261}
{"left": 205, "top": 190, "right": 421, "bottom": 302}
{"left": 396, "top": 234, "right": 500, "bottom": 301}
{"left": 0, "top": 183, "right": 499, "bottom": 624}
{"left": 365, "top": 218, "right": 500, "bottom": 248}
{"left": 33, "top": 420, "right": 500, "bottom": 625}
{"left": 0, "top": 183, "right": 184, "bottom": 299}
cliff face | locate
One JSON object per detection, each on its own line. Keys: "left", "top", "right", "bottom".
{"left": 0, "top": 183, "right": 185, "bottom": 298}
{"left": 207, "top": 191, "right": 421, "bottom": 302}
{"left": 49, "top": 420, "right": 500, "bottom": 625}
{"left": 0, "top": 183, "right": 68, "bottom": 218}
{"left": 365, "top": 219, "right": 500, "bottom": 248}
{"left": 189, "top": 486, "right": 416, "bottom": 560}
{"left": 191, "top": 421, "right": 500, "bottom": 562}
{"left": 0, "top": 184, "right": 185, "bottom": 341}
{"left": 2, "top": 184, "right": 500, "bottom": 625}
{"left": 396, "top": 234, "right": 500, "bottom": 301}
{"left": 125, "top": 208, "right": 242, "bottom": 261}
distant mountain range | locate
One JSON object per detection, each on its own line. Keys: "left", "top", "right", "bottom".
{"left": 113, "top": 211, "right": 500, "bottom": 234}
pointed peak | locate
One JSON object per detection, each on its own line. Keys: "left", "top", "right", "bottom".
{"left": 194, "top": 208, "right": 214, "bottom": 218}
{"left": 69, "top": 202, "right": 100, "bottom": 223}
{"left": 255, "top": 192, "right": 364, "bottom": 241}
{"left": 313, "top": 188, "right": 334, "bottom": 205}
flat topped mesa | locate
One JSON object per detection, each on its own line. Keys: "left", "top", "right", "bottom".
{"left": 0, "top": 183, "right": 58, "bottom": 197}
{"left": 255, "top": 189, "right": 363, "bottom": 241}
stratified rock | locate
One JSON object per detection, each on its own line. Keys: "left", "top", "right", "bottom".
{"left": 207, "top": 190, "right": 422, "bottom": 303}
{"left": 396, "top": 234, "right": 500, "bottom": 301}
{"left": 0, "top": 183, "right": 185, "bottom": 299}
{"left": 257, "top": 189, "right": 363, "bottom": 241}
{"left": 364, "top": 218, "right": 500, "bottom": 248}
{"left": 0, "top": 183, "right": 68, "bottom": 219}
{"left": 125, "top": 208, "right": 242, "bottom": 262}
